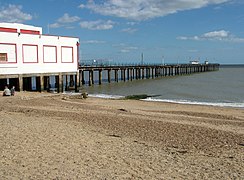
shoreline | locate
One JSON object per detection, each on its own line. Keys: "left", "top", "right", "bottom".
{"left": 88, "top": 92, "right": 244, "bottom": 109}
{"left": 0, "top": 92, "right": 244, "bottom": 179}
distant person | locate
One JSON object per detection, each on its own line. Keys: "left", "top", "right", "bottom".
{"left": 11, "top": 86, "right": 15, "bottom": 96}
{"left": 3, "top": 86, "right": 11, "bottom": 96}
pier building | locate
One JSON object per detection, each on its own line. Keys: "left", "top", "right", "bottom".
{"left": 0, "top": 23, "right": 79, "bottom": 92}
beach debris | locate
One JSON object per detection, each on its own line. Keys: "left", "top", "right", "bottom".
{"left": 107, "top": 134, "right": 121, "bottom": 138}
{"left": 62, "top": 96, "right": 67, "bottom": 100}
{"left": 82, "top": 92, "right": 88, "bottom": 99}
{"left": 176, "top": 150, "right": 188, "bottom": 154}
{"left": 61, "top": 92, "right": 88, "bottom": 99}
{"left": 69, "top": 94, "right": 84, "bottom": 99}
{"left": 237, "top": 143, "right": 244, "bottom": 147}
{"left": 118, "top": 108, "right": 127, "bottom": 112}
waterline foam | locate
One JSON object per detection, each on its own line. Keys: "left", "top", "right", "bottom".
{"left": 143, "top": 97, "right": 244, "bottom": 108}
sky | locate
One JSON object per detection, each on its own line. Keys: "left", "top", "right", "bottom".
{"left": 0, "top": 0, "right": 244, "bottom": 64}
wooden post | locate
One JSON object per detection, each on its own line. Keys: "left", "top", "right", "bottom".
{"left": 65, "top": 75, "right": 68, "bottom": 91}
{"left": 136, "top": 69, "right": 138, "bottom": 79}
{"left": 132, "top": 68, "right": 135, "bottom": 79}
{"left": 120, "top": 69, "right": 123, "bottom": 81}
{"left": 99, "top": 70, "right": 102, "bottom": 85}
{"left": 148, "top": 68, "right": 151, "bottom": 78}
{"left": 115, "top": 69, "right": 118, "bottom": 82}
{"left": 139, "top": 68, "right": 141, "bottom": 79}
{"left": 151, "top": 68, "right": 154, "bottom": 79}
{"left": 142, "top": 68, "right": 144, "bottom": 79}
{"left": 81, "top": 70, "right": 85, "bottom": 85}
{"left": 108, "top": 69, "right": 111, "bottom": 83}
{"left": 89, "top": 70, "right": 93, "bottom": 86}
{"left": 127, "top": 68, "right": 130, "bottom": 81}
{"left": 123, "top": 69, "right": 126, "bottom": 81}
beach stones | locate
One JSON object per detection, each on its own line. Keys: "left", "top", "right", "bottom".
{"left": 82, "top": 92, "right": 88, "bottom": 99}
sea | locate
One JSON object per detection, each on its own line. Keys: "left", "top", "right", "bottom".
{"left": 80, "top": 66, "right": 244, "bottom": 108}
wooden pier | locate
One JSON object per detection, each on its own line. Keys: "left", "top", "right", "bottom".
{"left": 0, "top": 63, "right": 219, "bottom": 92}
{"left": 78, "top": 63, "right": 220, "bottom": 86}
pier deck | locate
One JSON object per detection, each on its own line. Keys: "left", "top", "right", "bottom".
{"left": 78, "top": 63, "right": 219, "bottom": 86}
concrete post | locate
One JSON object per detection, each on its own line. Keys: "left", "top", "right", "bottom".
{"left": 40, "top": 75, "right": 44, "bottom": 92}
{"left": 58, "top": 74, "right": 63, "bottom": 93}
{"left": 18, "top": 75, "right": 23, "bottom": 91}
{"left": 75, "top": 73, "right": 78, "bottom": 92}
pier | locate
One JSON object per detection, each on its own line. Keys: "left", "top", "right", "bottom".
{"left": 78, "top": 63, "right": 220, "bottom": 86}
{"left": 0, "top": 63, "right": 219, "bottom": 92}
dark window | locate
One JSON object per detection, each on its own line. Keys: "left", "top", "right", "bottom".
{"left": 0, "top": 53, "right": 7, "bottom": 62}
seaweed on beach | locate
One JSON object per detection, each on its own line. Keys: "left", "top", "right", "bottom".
{"left": 125, "top": 94, "right": 148, "bottom": 100}
{"left": 125, "top": 94, "right": 160, "bottom": 100}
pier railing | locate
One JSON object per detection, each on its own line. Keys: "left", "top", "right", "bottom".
{"left": 78, "top": 63, "right": 219, "bottom": 86}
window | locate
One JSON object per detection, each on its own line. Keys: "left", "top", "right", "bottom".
{"left": 0, "top": 53, "right": 7, "bottom": 62}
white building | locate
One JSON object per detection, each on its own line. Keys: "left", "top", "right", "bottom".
{"left": 0, "top": 23, "right": 80, "bottom": 92}
{"left": 189, "top": 60, "right": 200, "bottom": 65}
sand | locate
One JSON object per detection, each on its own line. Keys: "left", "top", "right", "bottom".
{"left": 0, "top": 92, "right": 243, "bottom": 179}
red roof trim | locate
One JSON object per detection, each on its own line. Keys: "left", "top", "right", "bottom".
{"left": 0, "top": 27, "right": 17, "bottom": 33}
{"left": 20, "top": 29, "right": 40, "bottom": 35}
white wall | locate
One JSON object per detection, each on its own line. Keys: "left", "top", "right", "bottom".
{"left": 0, "top": 31, "right": 79, "bottom": 75}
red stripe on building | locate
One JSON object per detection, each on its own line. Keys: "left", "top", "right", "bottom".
{"left": 0, "top": 27, "right": 17, "bottom": 33}
{"left": 20, "top": 29, "right": 40, "bottom": 35}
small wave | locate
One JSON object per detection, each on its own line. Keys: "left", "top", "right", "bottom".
{"left": 143, "top": 98, "right": 244, "bottom": 108}
{"left": 89, "top": 94, "right": 125, "bottom": 99}
{"left": 62, "top": 92, "right": 81, "bottom": 95}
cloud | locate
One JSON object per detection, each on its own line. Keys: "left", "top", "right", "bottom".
{"left": 80, "top": 0, "right": 229, "bottom": 21}
{"left": 0, "top": 4, "right": 32, "bottom": 23}
{"left": 57, "top": 13, "right": 80, "bottom": 23}
{"left": 119, "top": 46, "right": 138, "bottom": 53}
{"left": 50, "top": 13, "right": 80, "bottom": 28}
{"left": 121, "top": 28, "right": 138, "bottom": 34}
{"left": 177, "top": 30, "right": 244, "bottom": 42}
{"left": 203, "top": 30, "right": 229, "bottom": 39}
{"left": 80, "top": 40, "right": 106, "bottom": 44}
{"left": 49, "top": 23, "right": 61, "bottom": 28}
{"left": 126, "top": 22, "right": 138, "bottom": 26}
{"left": 78, "top": 4, "right": 85, "bottom": 9}
{"left": 79, "top": 20, "right": 114, "bottom": 30}
{"left": 116, "top": 44, "right": 138, "bottom": 53}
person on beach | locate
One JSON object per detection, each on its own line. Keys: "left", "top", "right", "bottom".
{"left": 3, "top": 86, "right": 11, "bottom": 96}
{"left": 11, "top": 86, "right": 15, "bottom": 96}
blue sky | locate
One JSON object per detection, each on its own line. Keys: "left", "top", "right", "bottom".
{"left": 0, "top": 0, "right": 244, "bottom": 64}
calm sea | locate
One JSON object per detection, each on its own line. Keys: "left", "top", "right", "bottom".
{"left": 81, "top": 66, "right": 244, "bottom": 108}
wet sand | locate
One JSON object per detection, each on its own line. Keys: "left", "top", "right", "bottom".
{"left": 0, "top": 92, "right": 243, "bottom": 179}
